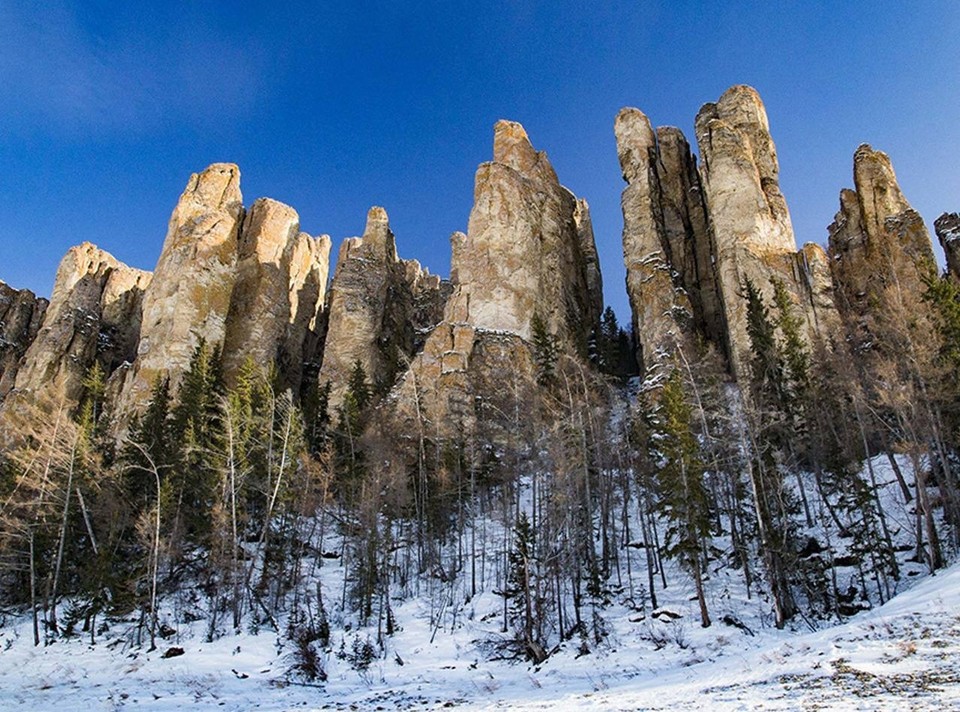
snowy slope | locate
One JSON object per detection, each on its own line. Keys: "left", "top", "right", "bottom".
{"left": 0, "top": 452, "right": 957, "bottom": 710}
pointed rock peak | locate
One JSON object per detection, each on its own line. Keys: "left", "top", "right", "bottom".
{"left": 362, "top": 206, "right": 398, "bottom": 261}
{"left": 493, "top": 120, "right": 540, "bottom": 174}
{"left": 183, "top": 162, "right": 242, "bottom": 211}
{"left": 239, "top": 198, "right": 300, "bottom": 262}
{"left": 698, "top": 85, "right": 770, "bottom": 142}
{"left": 851, "top": 144, "right": 909, "bottom": 221}
{"left": 614, "top": 108, "right": 656, "bottom": 183}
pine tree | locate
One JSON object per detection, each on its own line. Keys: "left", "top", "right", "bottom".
{"left": 654, "top": 369, "right": 712, "bottom": 627}
{"left": 531, "top": 312, "right": 558, "bottom": 388}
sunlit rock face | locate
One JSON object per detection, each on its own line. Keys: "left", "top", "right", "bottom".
{"left": 222, "top": 197, "right": 332, "bottom": 394}
{"left": 693, "top": 85, "right": 840, "bottom": 380}
{"left": 0, "top": 282, "right": 47, "bottom": 400}
{"left": 828, "top": 145, "right": 936, "bottom": 330}
{"left": 617, "top": 85, "right": 840, "bottom": 384}
{"left": 115, "top": 163, "right": 243, "bottom": 416}
{"left": 318, "top": 206, "right": 447, "bottom": 410}
{"left": 11, "top": 242, "right": 150, "bottom": 406}
{"left": 392, "top": 120, "right": 603, "bottom": 430}
{"left": 935, "top": 212, "right": 960, "bottom": 281}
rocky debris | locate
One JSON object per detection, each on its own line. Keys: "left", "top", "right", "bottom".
{"left": 116, "top": 163, "right": 243, "bottom": 417}
{"left": 0, "top": 281, "right": 47, "bottom": 399}
{"left": 12, "top": 242, "right": 150, "bottom": 405}
{"left": 318, "top": 207, "right": 446, "bottom": 410}
{"left": 393, "top": 120, "right": 603, "bottom": 430}
{"left": 935, "top": 212, "right": 960, "bottom": 281}
{"left": 828, "top": 145, "right": 936, "bottom": 325}
{"left": 694, "top": 85, "right": 840, "bottom": 381}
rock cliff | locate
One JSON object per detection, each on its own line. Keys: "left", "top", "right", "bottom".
{"left": 828, "top": 145, "right": 936, "bottom": 331}
{"left": 12, "top": 242, "right": 150, "bottom": 405}
{"left": 115, "top": 163, "right": 243, "bottom": 416}
{"left": 935, "top": 212, "right": 960, "bottom": 281}
{"left": 222, "top": 198, "right": 331, "bottom": 393}
{"left": 318, "top": 207, "right": 446, "bottom": 410}
{"left": 393, "top": 120, "right": 603, "bottom": 429}
{"left": 0, "top": 282, "right": 47, "bottom": 399}
{"left": 693, "top": 86, "right": 840, "bottom": 380}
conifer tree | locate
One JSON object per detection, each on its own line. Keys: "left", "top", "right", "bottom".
{"left": 531, "top": 312, "right": 558, "bottom": 388}
{"left": 655, "top": 369, "right": 712, "bottom": 626}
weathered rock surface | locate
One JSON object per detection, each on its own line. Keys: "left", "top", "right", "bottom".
{"left": 116, "top": 163, "right": 243, "bottom": 416}
{"left": 318, "top": 207, "right": 446, "bottom": 409}
{"left": 285, "top": 230, "right": 333, "bottom": 392}
{"left": 0, "top": 282, "right": 48, "bottom": 399}
{"left": 615, "top": 108, "right": 721, "bottom": 376}
{"left": 393, "top": 120, "right": 603, "bottom": 429}
{"left": 935, "top": 212, "right": 960, "bottom": 281}
{"left": 694, "top": 85, "right": 840, "bottom": 380}
{"left": 828, "top": 145, "right": 936, "bottom": 326}
{"left": 222, "top": 198, "right": 331, "bottom": 393}
{"left": 12, "top": 242, "right": 150, "bottom": 405}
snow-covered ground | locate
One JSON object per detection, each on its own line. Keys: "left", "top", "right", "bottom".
{"left": 1, "top": 454, "right": 957, "bottom": 710}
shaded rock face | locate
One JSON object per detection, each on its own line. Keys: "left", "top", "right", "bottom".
{"left": 13, "top": 243, "right": 150, "bottom": 405}
{"left": 615, "top": 108, "right": 722, "bottom": 376}
{"left": 935, "top": 213, "right": 960, "bottom": 280}
{"left": 693, "top": 85, "right": 840, "bottom": 380}
{"left": 318, "top": 207, "right": 446, "bottom": 409}
{"left": 0, "top": 282, "right": 48, "bottom": 399}
{"left": 116, "top": 163, "right": 244, "bottom": 415}
{"left": 394, "top": 120, "right": 603, "bottom": 429}
{"left": 222, "top": 198, "right": 332, "bottom": 393}
{"left": 828, "top": 145, "right": 936, "bottom": 327}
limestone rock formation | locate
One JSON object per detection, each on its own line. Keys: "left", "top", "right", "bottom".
{"left": 935, "top": 212, "right": 960, "bottom": 281}
{"left": 828, "top": 145, "right": 936, "bottom": 326}
{"left": 222, "top": 198, "right": 332, "bottom": 393}
{"left": 318, "top": 207, "right": 446, "bottom": 409}
{"left": 393, "top": 120, "right": 603, "bottom": 429}
{"left": 0, "top": 282, "right": 47, "bottom": 399}
{"left": 694, "top": 85, "right": 840, "bottom": 380}
{"left": 116, "top": 163, "right": 243, "bottom": 415}
{"left": 12, "top": 242, "right": 150, "bottom": 405}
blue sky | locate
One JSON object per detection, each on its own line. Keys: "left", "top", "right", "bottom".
{"left": 1, "top": 1, "right": 958, "bottom": 323}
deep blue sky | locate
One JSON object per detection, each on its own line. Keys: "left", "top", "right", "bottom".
{"left": 2, "top": 1, "right": 958, "bottom": 323}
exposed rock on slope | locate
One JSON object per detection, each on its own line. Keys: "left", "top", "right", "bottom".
{"left": 12, "top": 242, "right": 150, "bottom": 405}
{"left": 935, "top": 212, "right": 960, "bottom": 281}
{"left": 0, "top": 282, "right": 48, "bottom": 399}
{"left": 115, "top": 163, "right": 244, "bottom": 416}
{"left": 318, "top": 207, "right": 446, "bottom": 410}
{"left": 393, "top": 120, "right": 603, "bottom": 428}
{"left": 828, "top": 145, "right": 936, "bottom": 329}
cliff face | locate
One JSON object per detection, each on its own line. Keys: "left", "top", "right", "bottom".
{"left": 615, "top": 108, "right": 720, "bottom": 376}
{"left": 0, "top": 282, "right": 48, "bottom": 399}
{"left": 694, "top": 85, "right": 840, "bottom": 381}
{"left": 318, "top": 207, "right": 446, "bottom": 409}
{"left": 617, "top": 85, "right": 840, "bottom": 384}
{"left": 11, "top": 243, "right": 151, "bottom": 406}
{"left": 222, "top": 198, "right": 331, "bottom": 393}
{"left": 828, "top": 145, "right": 936, "bottom": 333}
{"left": 115, "top": 163, "right": 244, "bottom": 416}
{"left": 935, "top": 212, "right": 960, "bottom": 281}
{"left": 393, "top": 120, "right": 603, "bottom": 428}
